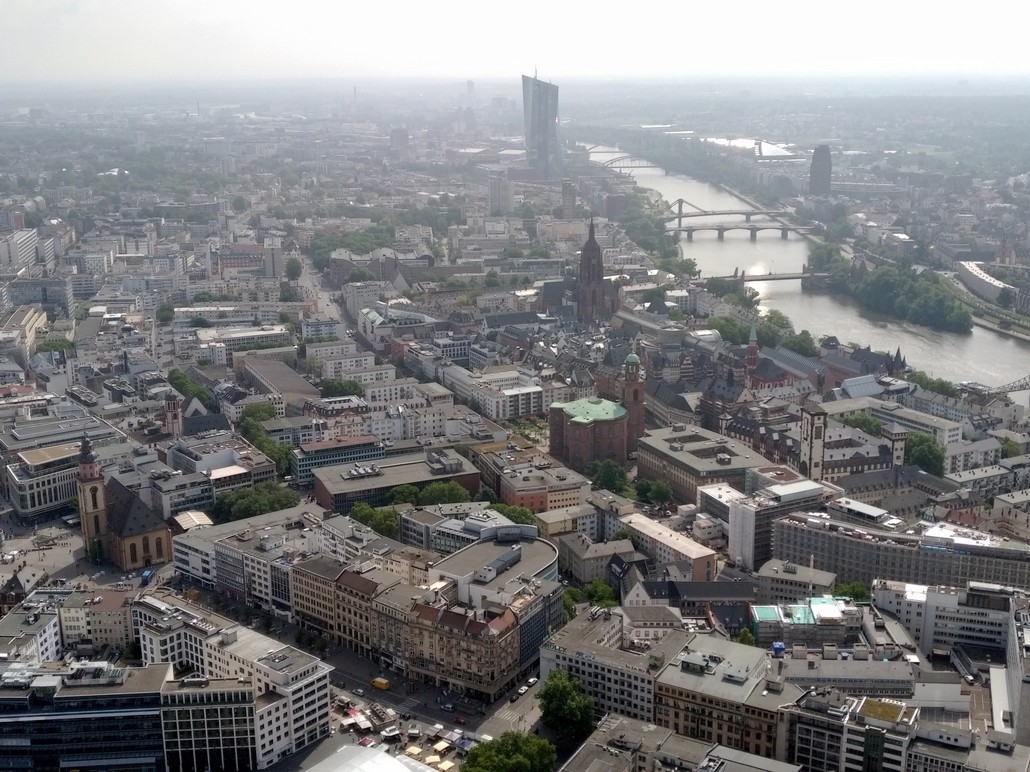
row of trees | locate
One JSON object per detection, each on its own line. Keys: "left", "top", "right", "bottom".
{"left": 167, "top": 368, "right": 217, "bottom": 411}
{"left": 239, "top": 403, "right": 292, "bottom": 474}
{"left": 320, "top": 379, "right": 364, "bottom": 398}
{"left": 212, "top": 482, "right": 300, "bottom": 523}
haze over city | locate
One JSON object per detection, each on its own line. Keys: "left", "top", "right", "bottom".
{"left": 4, "top": 0, "right": 1030, "bottom": 84}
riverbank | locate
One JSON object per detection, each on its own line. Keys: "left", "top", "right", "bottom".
{"left": 971, "top": 316, "right": 1030, "bottom": 343}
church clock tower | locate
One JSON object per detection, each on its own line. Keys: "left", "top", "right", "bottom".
{"left": 76, "top": 434, "right": 106, "bottom": 560}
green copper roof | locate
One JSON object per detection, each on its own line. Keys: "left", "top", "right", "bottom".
{"left": 625, "top": 353, "right": 641, "bottom": 364}
{"left": 556, "top": 397, "right": 627, "bottom": 424}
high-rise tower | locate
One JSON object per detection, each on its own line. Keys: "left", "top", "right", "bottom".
{"left": 809, "top": 145, "right": 832, "bottom": 195}
{"left": 522, "top": 74, "right": 561, "bottom": 180}
{"left": 577, "top": 221, "right": 604, "bottom": 324}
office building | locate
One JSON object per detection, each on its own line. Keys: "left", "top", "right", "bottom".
{"left": 871, "top": 579, "right": 1020, "bottom": 658}
{"left": 0, "top": 661, "right": 171, "bottom": 771}
{"left": 773, "top": 512, "right": 1030, "bottom": 590}
{"left": 757, "top": 559, "right": 837, "bottom": 604}
{"left": 655, "top": 634, "right": 804, "bottom": 758}
{"left": 636, "top": 425, "right": 773, "bottom": 504}
{"left": 289, "top": 434, "right": 385, "bottom": 486}
{"left": 312, "top": 449, "right": 479, "bottom": 515}
{"left": 133, "top": 592, "right": 333, "bottom": 769}
{"left": 542, "top": 609, "right": 689, "bottom": 722}
{"left": 161, "top": 678, "right": 258, "bottom": 772}
{"left": 809, "top": 145, "right": 832, "bottom": 195}
{"left": 522, "top": 74, "right": 561, "bottom": 179}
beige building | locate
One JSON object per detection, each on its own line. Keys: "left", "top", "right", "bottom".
{"left": 654, "top": 634, "right": 803, "bottom": 758}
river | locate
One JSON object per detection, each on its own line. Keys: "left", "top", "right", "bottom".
{"left": 589, "top": 148, "right": 1030, "bottom": 398}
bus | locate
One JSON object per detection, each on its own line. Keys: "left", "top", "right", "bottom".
{"left": 140, "top": 568, "right": 156, "bottom": 587}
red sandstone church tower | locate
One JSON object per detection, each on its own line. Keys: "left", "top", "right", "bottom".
{"left": 622, "top": 352, "right": 645, "bottom": 451}
{"left": 577, "top": 220, "right": 604, "bottom": 324}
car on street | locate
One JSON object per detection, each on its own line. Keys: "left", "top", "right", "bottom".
{"left": 517, "top": 686, "right": 529, "bottom": 696}
{"left": 353, "top": 688, "right": 365, "bottom": 697}
{"left": 527, "top": 677, "right": 538, "bottom": 687}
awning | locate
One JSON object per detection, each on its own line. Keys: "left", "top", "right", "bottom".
{"left": 425, "top": 755, "right": 442, "bottom": 764}
{"left": 439, "top": 762, "right": 455, "bottom": 771}
{"left": 433, "top": 741, "right": 450, "bottom": 752}
{"left": 405, "top": 746, "right": 422, "bottom": 757}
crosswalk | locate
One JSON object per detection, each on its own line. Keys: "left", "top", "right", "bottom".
{"left": 398, "top": 698, "right": 420, "bottom": 713}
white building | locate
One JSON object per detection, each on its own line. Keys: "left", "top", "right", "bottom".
{"left": 133, "top": 592, "right": 332, "bottom": 769}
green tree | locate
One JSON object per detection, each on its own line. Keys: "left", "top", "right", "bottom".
{"left": 839, "top": 412, "right": 883, "bottom": 437}
{"left": 418, "top": 481, "right": 471, "bottom": 506}
{"left": 634, "top": 479, "right": 652, "bottom": 500}
{"left": 490, "top": 503, "right": 535, "bottom": 525}
{"left": 388, "top": 484, "right": 421, "bottom": 506}
{"left": 240, "top": 402, "right": 278, "bottom": 424}
{"left": 832, "top": 582, "right": 870, "bottom": 602}
{"left": 997, "top": 287, "right": 1016, "bottom": 308}
{"left": 585, "top": 578, "right": 618, "bottom": 608}
{"left": 321, "top": 379, "right": 364, "bottom": 398}
{"left": 906, "top": 371, "right": 960, "bottom": 398}
{"left": 35, "top": 339, "right": 74, "bottom": 353}
{"left": 1001, "top": 438, "right": 1022, "bottom": 458}
{"left": 563, "top": 587, "right": 583, "bottom": 621}
{"left": 212, "top": 483, "right": 300, "bottom": 522}
{"left": 780, "top": 330, "right": 820, "bottom": 357}
{"left": 156, "top": 303, "right": 174, "bottom": 324}
{"left": 189, "top": 316, "right": 213, "bottom": 328}
{"left": 905, "top": 431, "right": 945, "bottom": 476}
{"left": 285, "top": 257, "right": 302, "bottom": 281}
{"left": 538, "top": 669, "right": 594, "bottom": 741}
{"left": 168, "top": 369, "right": 217, "bottom": 411}
{"left": 484, "top": 270, "right": 501, "bottom": 288}
{"left": 734, "top": 628, "right": 757, "bottom": 647}
{"left": 231, "top": 195, "right": 249, "bottom": 214}
{"left": 463, "top": 731, "right": 556, "bottom": 772}
{"left": 349, "top": 502, "right": 399, "bottom": 538}
{"left": 586, "top": 459, "right": 627, "bottom": 493}
{"left": 648, "top": 479, "right": 674, "bottom": 505}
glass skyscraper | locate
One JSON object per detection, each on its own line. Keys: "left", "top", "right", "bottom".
{"left": 522, "top": 74, "right": 561, "bottom": 180}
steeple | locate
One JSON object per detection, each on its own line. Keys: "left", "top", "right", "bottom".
{"left": 746, "top": 324, "right": 758, "bottom": 374}
{"left": 76, "top": 433, "right": 101, "bottom": 482}
{"left": 577, "top": 218, "right": 604, "bottom": 324}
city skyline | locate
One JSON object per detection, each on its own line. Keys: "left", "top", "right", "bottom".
{"left": 3, "top": 0, "right": 1030, "bottom": 85}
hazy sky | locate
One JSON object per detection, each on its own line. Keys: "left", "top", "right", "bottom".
{"left": 3, "top": 0, "right": 1029, "bottom": 84}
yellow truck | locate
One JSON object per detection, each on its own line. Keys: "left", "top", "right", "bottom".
{"left": 372, "top": 677, "right": 390, "bottom": 690}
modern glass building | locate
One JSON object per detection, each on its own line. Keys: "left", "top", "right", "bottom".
{"left": 522, "top": 74, "right": 561, "bottom": 180}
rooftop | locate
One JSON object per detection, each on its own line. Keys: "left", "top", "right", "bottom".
{"left": 553, "top": 396, "right": 627, "bottom": 424}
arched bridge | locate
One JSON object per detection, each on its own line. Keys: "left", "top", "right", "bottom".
{"left": 674, "top": 223, "right": 815, "bottom": 241}
{"left": 601, "top": 155, "right": 662, "bottom": 169}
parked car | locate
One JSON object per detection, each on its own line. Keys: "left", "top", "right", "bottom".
{"left": 353, "top": 688, "right": 365, "bottom": 697}
{"left": 527, "top": 677, "right": 538, "bottom": 687}
{"left": 517, "top": 686, "right": 529, "bottom": 696}
{"left": 509, "top": 693, "right": 520, "bottom": 703}
{"left": 442, "top": 703, "right": 455, "bottom": 713}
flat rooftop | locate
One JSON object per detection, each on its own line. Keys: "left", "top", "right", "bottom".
{"left": 434, "top": 538, "right": 557, "bottom": 588}
{"left": 314, "top": 452, "right": 477, "bottom": 495}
